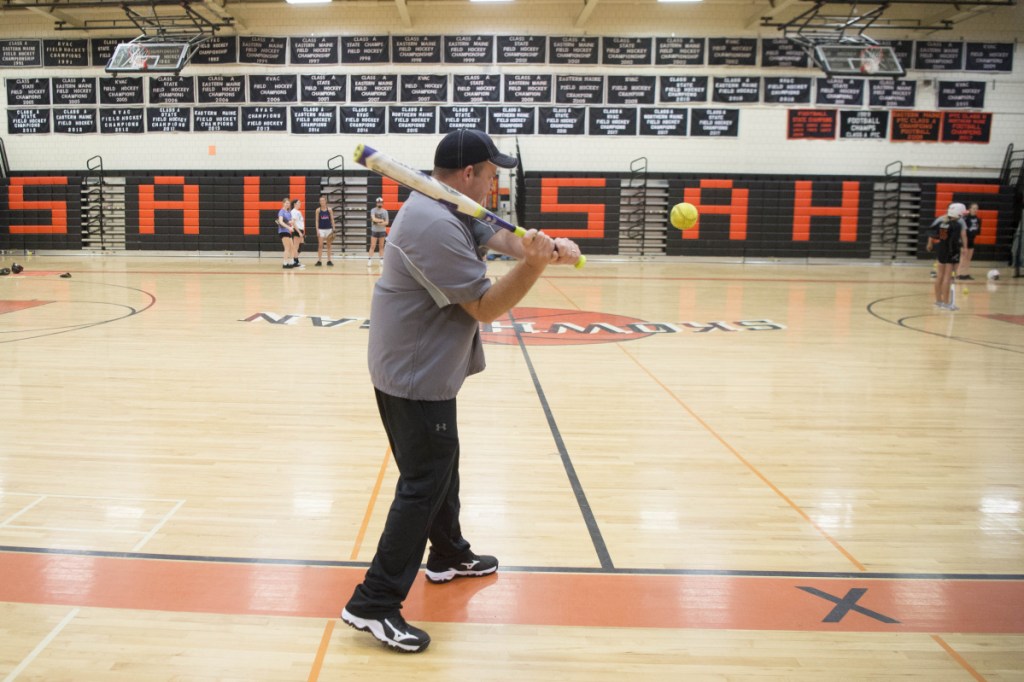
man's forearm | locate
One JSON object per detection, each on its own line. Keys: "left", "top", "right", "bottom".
{"left": 461, "top": 259, "right": 545, "bottom": 323}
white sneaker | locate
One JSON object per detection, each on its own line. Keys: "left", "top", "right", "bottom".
{"left": 367, "top": 259, "right": 372, "bottom": 266}
{"left": 340, "top": 608, "right": 430, "bottom": 653}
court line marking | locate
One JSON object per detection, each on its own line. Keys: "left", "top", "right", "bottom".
{"left": 3, "top": 525, "right": 149, "bottom": 535}
{"left": 306, "top": 619, "right": 334, "bottom": 682}
{"left": 931, "top": 635, "right": 988, "bottom": 682}
{"left": 540, "top": 270, "right": 987, "bottom": 675}
{"left": 1, "top": 607, "right": 79, "bottom": 682}
{"left": 620, "top": 342, "right": 990, "bottom": 678}
{"left": 509, "top": 308, "right": 614, "bottom": 570}
{"left": 866, "top": 294, "right": 1024, "bottom": 355}
{"left": 543, "top": 278, "right": 994, "bottom": 678}
{"left": 132, "top": 499, "right": 186, "bottom": 552}
{"left": 616, "top": 343, "right": 867, "bottom": 573}
{"left": 0, "top": 496, "right": 47, "bottom": 528}
{"left": 0, "top": 493, "right": 183, "bottom": 503}
{"left": 350, "top": 446, "right": 391, "bottom": 561}
{"left": 0, "top": 545, "right": 1020, "bottom": 580}
{"left": 0, "top": 281, "right": 156, "bottom": 345}
{"left": 71, "top": 266, "right": 1024, "bottom": 288}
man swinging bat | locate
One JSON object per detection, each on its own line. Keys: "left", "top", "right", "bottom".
{"left": 341, "top": 129, "right": 583, "bottom": 653}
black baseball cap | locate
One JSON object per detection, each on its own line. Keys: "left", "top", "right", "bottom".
{"left": 434, "top": 129, "right": 518, "bottom": 170}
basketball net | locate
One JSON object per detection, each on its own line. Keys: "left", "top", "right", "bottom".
{"left": 127, "top": 44, "right": 150, "bottom": 71}
{"left": 859, "top": 47, "right": 883, "bottom": 75}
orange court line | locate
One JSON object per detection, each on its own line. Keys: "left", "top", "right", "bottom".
{"left": 616, "top": 344, "right": 867, "bottom": 572}
{"left": 0, "top": 551, "right": 1021, "bottom": 634}
{"left": 307, "top": 620, "right": 334, "bottom": 682}
{"left": 931, "top": 635, "right": 988, "bottom": 681}
{"left": 349, "top": 446, "right": 391, "bottom": 561}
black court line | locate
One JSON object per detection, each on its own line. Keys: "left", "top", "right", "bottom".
{"left": 866, "top": 293, "right": 1024, "bottom": 355}
{"left": 54, "top": 266, "right": 1024, "bottom": 287}
{"left": 2, "top": 546, "right": 1022, "bottom": 581}
{"left": 508, "top": 308, "right": 614, "bottom": 570}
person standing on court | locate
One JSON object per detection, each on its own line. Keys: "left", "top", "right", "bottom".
{"left": 276, "top": 197, "right": 294, "bottom": 269}
{"left": 291, "top": 199, "right": 306, "bottom": 269}
{"left": 959, "top": 202, "right": 981, "bottom": 280}
{"left": 926, "top": 202, "right": 967, "bottom": 310}
{"left": 341, "top": 129, "right": 584, "bottom": 653}
{"left": 368, "top": 197, "right": 388, "bottom": 267}
{"left": 315, "top": 195, "right": 336, "bottom": 267}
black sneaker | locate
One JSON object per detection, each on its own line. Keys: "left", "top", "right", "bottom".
{"left": 425, "top": 552, "right": 498, "bottom": 584}
{"left": 282, "top": 263, "right": 293, "bottom": 269}
{"left": 341, "top": 608, "right": 430, "bottom": 653}
{"left": 959, "top": 274, "right": 974, "bottom": 280}
{"left": 315, "top": 261, "right": 322, "bottom": 267}
{"left": 327, "top": 261, "right": 334, "bottom": 267}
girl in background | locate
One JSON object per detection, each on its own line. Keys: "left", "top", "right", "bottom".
{"left": 277, "top": 197, "right": 293, "bottom": 269}
{"left": 291, "top": 199, "right": 306, "bottom": 269}
{"left": 316, "top": 195, "right": 336, "bottom": 267}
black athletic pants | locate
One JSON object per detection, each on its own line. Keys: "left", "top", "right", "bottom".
{"left": 345, "top": 389, "right": 471, "bottom": 617}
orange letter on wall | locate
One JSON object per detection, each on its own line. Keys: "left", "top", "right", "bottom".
{"left": 381, "top": 177, "right": 402, "bottom": 210}
{"left": 8, "top": 177, "right": 69, "bottom": 235}
{"left": 539, "top": 177, "right": 607, "bottom": 240}
{"left": 138, "top": 177, "right": 200, "bottom": 235}
{"left": 793, "top": 180, "right": 860, "bottom": 242}
{"left": 243, "top": 176, "right": 307, "bottom": 236}
{"left": 934, "top": 183, "right": 1000, "bottom": 246}
{"left": 682, "top": 179, "right": 749, "bottom": 241}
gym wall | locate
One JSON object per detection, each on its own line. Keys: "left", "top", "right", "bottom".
{"left": 0, "top": 1, "right": 1022, "bottom": 177}
{"left": 0, "top": 170, "right": 1015, "bottom": 261}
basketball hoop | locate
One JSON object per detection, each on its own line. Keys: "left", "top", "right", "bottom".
{"left": 859, "top": 46, "right": 883, "bottom": 75}
{"left": 127, "top": 44, "right": 151, "bottom": 71}
{"left": 106, "top": 41, "right": 189, "bottom": 74}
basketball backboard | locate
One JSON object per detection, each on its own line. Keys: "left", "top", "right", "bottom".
{"left": 106, "top": 42, "right": 190, "bottom": 74}
{"left": 814, "top": 44, "right": 905, "bottom": 77}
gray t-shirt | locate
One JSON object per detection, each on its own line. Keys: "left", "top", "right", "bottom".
{"left": 368, "top": 191, "right": 500, "bottom": 401}
{"left": 370, "top": 206, "right": 389, "bottom": 233}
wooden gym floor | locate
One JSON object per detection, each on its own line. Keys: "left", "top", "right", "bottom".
{"left": 0, "top": 254, "right": 1021, "bottom": 681}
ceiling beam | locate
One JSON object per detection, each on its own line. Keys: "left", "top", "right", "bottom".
{"left": 748, "top": 0, "right": 801, "bottom": 29}
{"left": 394, "top": 0, "right": 411, "bottom": 28}
{"left": 202, "top": 0, "right": 247, "bottom": 34}
{"left": 11, "top": 0, "right": 86, "bottom": 27}
{"left": 574, "top": 0, "right": 600, "bottom": 29}
{"left": 922, "top": 3, "right": 994, "bottom": 32}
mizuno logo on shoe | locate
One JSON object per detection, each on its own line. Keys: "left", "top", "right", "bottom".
{"left": 384, "top": 619, "right": 418, "bottom": 642}
{"left": 460, "top": 560, "right": 480, "bottom": 570}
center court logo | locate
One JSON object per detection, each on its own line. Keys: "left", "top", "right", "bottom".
{"left": 241, "top": 306, "right": 785, "bottom": 346}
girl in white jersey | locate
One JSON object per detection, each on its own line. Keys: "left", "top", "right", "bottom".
{"left": 290, "top": 199, "right": 305, "bottom": 269}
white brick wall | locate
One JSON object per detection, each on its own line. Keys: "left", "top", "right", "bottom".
{"left": 1, "top": 2, "right": 1021, "bottom": 177}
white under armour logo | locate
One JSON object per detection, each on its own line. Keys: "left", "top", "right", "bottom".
{"left": 384, "top": 619, "right": 417, "bottom": 642}
{"left": 460, "top": 560, "right": 479, "bottom": 569}
{"left": 436, "top": 423, "right": 447, "bottom": 432}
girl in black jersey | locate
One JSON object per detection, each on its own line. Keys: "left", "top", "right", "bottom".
{"left": 927, "top": 203, "right": 967, "bottom": 310}
{"left": 959, "top": 203, "right": 981, "bottom": 280}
